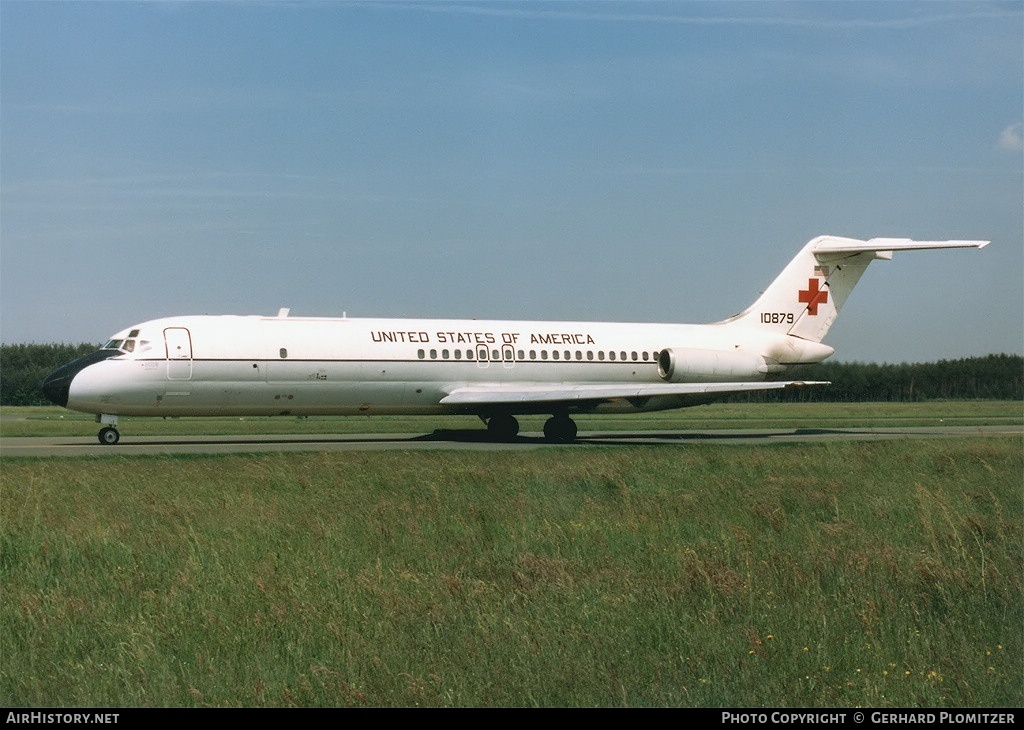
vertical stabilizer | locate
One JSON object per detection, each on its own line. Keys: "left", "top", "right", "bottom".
{"left": 722, "top": 236, "right": 989, "bottom": 344}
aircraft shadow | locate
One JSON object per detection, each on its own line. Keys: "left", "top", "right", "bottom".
{"left": 58, "top": 426, "right": 905, "bottom": 450}
{"left": 413, "top": 427, "right": 869, "bottom": 445}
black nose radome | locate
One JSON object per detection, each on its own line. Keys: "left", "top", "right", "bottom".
{"left": 42, "top": 350, "right": 120, "bottom": 407}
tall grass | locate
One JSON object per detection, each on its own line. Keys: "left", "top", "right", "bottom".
{"left": 2, "top": 438, "right": 1020, "bottom": 706}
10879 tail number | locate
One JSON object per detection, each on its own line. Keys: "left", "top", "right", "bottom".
{"left": 760, "top": 312, "right": 795, "bottom": 324}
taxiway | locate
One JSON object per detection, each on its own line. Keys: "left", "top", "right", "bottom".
{"left": 2, "top": 424, "right": 1020, "bottom": 458}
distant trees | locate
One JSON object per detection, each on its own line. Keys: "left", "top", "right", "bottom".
{"left": 736, "top": 354, "right": 1023, "bottom": 403}
{"left": 1, "top": 343, "right": 98, "bottom": 406}
{"left": 0, "top": 344, "right": 1020, "bottom": 406}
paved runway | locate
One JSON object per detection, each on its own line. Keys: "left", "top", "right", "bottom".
{"left": 3, "top": 424, "right": 1020, "bottom": 457}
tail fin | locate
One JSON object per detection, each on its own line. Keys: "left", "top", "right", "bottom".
{"left": 722, "top": 236, "right": 989, "bottom": 343}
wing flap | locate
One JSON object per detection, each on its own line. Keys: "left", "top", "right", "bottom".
{"left": 440, "top": 380, "right": 828, "bottom": 406}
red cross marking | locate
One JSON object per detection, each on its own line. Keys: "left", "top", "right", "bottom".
{"left": 798, "top": 278, "right": 829, "bottom": 315}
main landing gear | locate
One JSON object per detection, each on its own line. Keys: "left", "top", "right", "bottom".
{"left": 484, "top": 413, "right": 579, "bottom": 443}
{"left": 542, "top": 415, "right": 577, "bottom": 444}
{"left": 486, "top": 414, "right": 520, "bottom": 441}
{"left": 96, "top": 415, "right": 120, "bottom": 445}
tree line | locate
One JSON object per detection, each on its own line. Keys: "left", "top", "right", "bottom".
{"left": 2, "top": 343, "right": 99, "bottom": 406}
{"left": 0, "top": 343, "right": 1020, "bottom": 406}
{"left": 734, "top": 353, "right": 1023, "bottom": 403}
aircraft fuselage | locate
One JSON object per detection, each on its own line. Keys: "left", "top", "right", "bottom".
{"left": 51, "top": 314, "right": 811, "bottom": 419}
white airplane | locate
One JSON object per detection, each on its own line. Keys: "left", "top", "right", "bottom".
{"left": 42, "top": 235, "right": 988, "bottom": 444}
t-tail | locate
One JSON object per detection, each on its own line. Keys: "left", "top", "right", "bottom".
{"left": 719, "top": 235, "right": 990, "bottom": 366}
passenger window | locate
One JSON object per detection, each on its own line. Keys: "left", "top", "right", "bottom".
{"left": 418, "top": 349, "right": 425, "bottom": 359}
{"left": 280, "top": 348, "right": 288, "bottom": 359}
{"left": 430, "top": 349, "right": 437, "bottom": 359}
{"left": 609, "top": 351, "right": 616, "bottom": 361}
{"left": 442, "top": 349, "right": 450, "bottom": 359}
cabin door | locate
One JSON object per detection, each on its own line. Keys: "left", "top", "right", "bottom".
{"left": 164, "top": 327, "right": 193, "bottom": 380}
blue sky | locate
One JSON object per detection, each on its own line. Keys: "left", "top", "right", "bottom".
{"left": 2, "top": 0, "right": 1021, "bottom": 363}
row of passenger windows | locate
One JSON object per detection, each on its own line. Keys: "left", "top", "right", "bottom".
{"left": 417, "top": 348, "right": 660, "bottom": 362}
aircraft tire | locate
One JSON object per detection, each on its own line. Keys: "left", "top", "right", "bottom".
{"left": 487, "top": 414, "right": 519, "bottom": 441}
{"left": 98, "top": 427, "right": 120, "bottom": 445}
{"left": 543, "top": 416, "right": 577, "bottom": 443}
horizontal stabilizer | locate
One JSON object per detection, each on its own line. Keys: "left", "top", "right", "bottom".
{"left": 441, "top": 380, "right": 828, "bottom": 407}
{"left": 812, "top": 238, "right": 989, "bottom": 257}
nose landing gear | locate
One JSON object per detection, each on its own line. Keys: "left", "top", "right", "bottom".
{"left": 98, "top": 426, "right": 120, "bottom": 445}
{"left": 96, "top": 415, "right": 120, "bottom": 445}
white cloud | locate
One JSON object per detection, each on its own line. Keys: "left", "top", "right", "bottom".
{"left": 997, "top": 123, "right": 1023, "bottom": 152}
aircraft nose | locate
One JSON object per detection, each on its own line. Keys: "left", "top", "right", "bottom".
{"left": 41, "top": 366, "right": 73, "bottom": 407}
{"left": 42, "top": 350, "right": 119, "bottom": 408}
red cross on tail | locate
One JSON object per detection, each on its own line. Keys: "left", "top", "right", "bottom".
{"left": 797, "top": 278, "right": 828, "bottom": 315}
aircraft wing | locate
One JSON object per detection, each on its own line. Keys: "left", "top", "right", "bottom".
{"left": 439, "top": 380, "right": 828, "bottom": 407}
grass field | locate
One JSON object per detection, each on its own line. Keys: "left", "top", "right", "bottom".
{"left": 1, "top": 403, "right": 1021, "bottom": 707}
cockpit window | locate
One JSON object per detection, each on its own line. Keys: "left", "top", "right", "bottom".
{"left": 101, "top": 337, "right": 148, "bottom": 354}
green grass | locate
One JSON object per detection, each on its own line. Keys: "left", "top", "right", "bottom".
{"left": 2, "top": 400, "right": 1021, "bottom": 438}
{"left": 2, "top": 437, "right": 1020, "bottom": 707}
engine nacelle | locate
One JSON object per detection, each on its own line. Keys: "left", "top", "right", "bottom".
{"left": 658, "top": 347, "right": 769, "bottom": 382}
